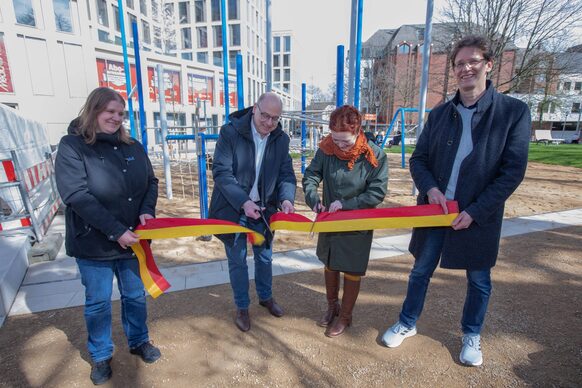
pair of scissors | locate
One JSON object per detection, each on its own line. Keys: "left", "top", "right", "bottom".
{"left": 309, "top": 205, "right": 321, "bottom": 239}
{"left": 257, "top": 207, "right": 274, "bottom": 247}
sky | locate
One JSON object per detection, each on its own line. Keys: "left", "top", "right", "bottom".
{"left": 270, "top": 0, "right": 582, "bottom": 91}
{"left": 271, "top": 0, "right": 449, "bottom": 90}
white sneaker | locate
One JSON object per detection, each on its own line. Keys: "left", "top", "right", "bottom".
{"left": 459, "top": 334, "right": 483, "bottom": 366}
{"left": 381, "top": 321, "right": 417, "bottom": 348}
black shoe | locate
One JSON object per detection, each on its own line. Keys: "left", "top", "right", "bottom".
{"left": 235, "top": 309, "right": 251, "bottom": 332}
{"left": 130, "top": 341, "right": 161, "bottom": 364}
{"left": 90, "top": 358, "right": 112, "bottom": 385}
{"left": 259, "top": 298, "right": 284, "bottom": 317}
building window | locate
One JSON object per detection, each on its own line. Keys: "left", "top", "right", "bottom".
{"left": 197, "top": 52, "right": 208, "bottom": 63}
{"left": 273, "top": 54, "right": 279, "bottom": 67}
{"left": 195, "top": 0, "right": 206, "bottom": 22}
{"left": 283, "top": 54, "right": 289, "bottom": 67}
{"left": 181, "top": 28, "right": 192, "bottom": 49}
{"left": 575, "top": 82, "right": 582, "bottom": 91}
{"left": 284, "top": 36, "right": 291, "bottom": 52}
{"left": 197, "top": 27, "right": 208, "bottom": 48}
{"left": 128, "top": 14, "right": 137, "bottom": 40}
{"left": 13, "top": 0, "right": 36, "bottom": 26}
{"left": 274, "top": 69, "right": 280, "bottom": 82}
{"left": 142, "top": 20, "right": 151, "bottom": 44}
{"left": 398, "top": 44, "right": 410, "bottom": 54}
{"left": 182, "top": 52, "right": 193, "bottom": 60}
{"left": 274, "top": 36, "right": 280, "bottom": 52}
{"left": 154, "top": 26, "right": 162, "bottom": 48}
{"left": 563, "top": 81, "right": 571, "bottom": 91}
{"left": 53, "top": 0, "right": 73, "bottom": 32}
{"left": 229, "top": 50, "right": 239, "bottom": 70}
{"left": 284, "top": 69, "right": 290, "bottom": 81}
{"left": 213, "top": 51, "right": 222, "bottom": 66}
{"left": 283, "top": 83, "right": 289, "bottom": 93}
{"left": 179, "top": 1, "right": 190, "bottom": 24}
{"left": 211, "top": 0, "right": 220, "bottom": 21}
{"left": 228, "top": 0, "right": 239, "bottom": 20}
{"left": 213, "top": 25, "right": 222, "bottom": 47}
{"left": 573, "top": 103, "right": 581, "bottom": 114}
{"left": 229, "top": 24, "right": 240, "bottom": 46}
{"left": 97, "top": 0, "right": 108, "bottom": 27}
{"left": 112, "top": 5, "right": 120, "bottom": 32}
{"left": 98, "top": 29, "right": 111, "bottom": 43}
{"left": 126, "top": 0, "right": 134, "bottom": 9}
{"left": 140, "top": 0, "right": 148, "bottom": 16}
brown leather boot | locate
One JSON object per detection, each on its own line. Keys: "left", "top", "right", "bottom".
{"left": 325, "top": 274, "right": 361, "bottom": 337}
{"left": 317, "top": 268, "right": 340, "bottom": 327}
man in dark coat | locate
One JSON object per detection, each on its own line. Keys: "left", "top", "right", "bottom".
{"left": 381, "top": 36, "right": 531, "bottom": 367}
{"left": 209, "top": 92, "right": 296, "bottom": 332}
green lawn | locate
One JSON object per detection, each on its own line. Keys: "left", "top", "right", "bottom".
{"left": 528, "top": 143, "right": 582, "bottom": 168}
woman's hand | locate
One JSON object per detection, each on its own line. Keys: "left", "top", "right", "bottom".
{"left": 328, "top": 200, "right": 343, "bottom": 213}
{"left": 139, "top": 213, "right": 154, "bottom": 225}
{"left": 117, "top": 230, "right": 140, "bottom": 249}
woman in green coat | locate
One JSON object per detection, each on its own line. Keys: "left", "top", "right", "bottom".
{"left": 303, "top": 105, "right": 388, "bottom": 337}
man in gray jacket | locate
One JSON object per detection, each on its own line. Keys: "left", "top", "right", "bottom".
{"left": 381, "top": 36, "right": 531, "bottom": 366}
{"left": 209, "top": 92, "right": 296, "bottom": 332}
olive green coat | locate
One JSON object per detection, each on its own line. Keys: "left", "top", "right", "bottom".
{"left": 302, "top": 142, "right": 388, "bottom": 274}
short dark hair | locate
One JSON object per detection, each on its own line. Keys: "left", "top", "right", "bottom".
{"left": 450, "top": 35, "right": 493, "bottom": 66}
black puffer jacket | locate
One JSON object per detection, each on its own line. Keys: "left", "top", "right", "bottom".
{"left": 55, "top": 121, "right": 158, "bottom": 260}
{"left": 209, "top": 107, "right": 296, "bottom": 244}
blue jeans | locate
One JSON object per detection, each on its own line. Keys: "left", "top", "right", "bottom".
{"left": 399, "top": 228, "right": 492, "bottom": 335}
{"left": 224, "top": 215, "right": 273, "bottom": 309}
{"left": 76, "top": 258, "right": 149, "bottom": 362}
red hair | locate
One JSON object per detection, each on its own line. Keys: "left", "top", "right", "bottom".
{"left": 329, "top": 105, "right": 362, "bottom": 134}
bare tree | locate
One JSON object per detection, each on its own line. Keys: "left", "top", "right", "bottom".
{"left": 440, "top": 0, "right": 582, "bottom": 91}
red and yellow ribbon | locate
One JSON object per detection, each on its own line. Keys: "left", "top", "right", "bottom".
{"left": 270, "top": 201, "right": 459, "bottom": 233}
{"left": 132, "top": 202, "right": 459, "bottom": 298}
{"left": 132, "top": 218, "right": 265, "bottom": 298}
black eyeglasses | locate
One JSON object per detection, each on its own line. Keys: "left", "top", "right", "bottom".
{"left": 453, "top": 58, "right": 487, "bottom": 71}
{"left": 256, "top": 104, "right": 281, "bottom": 123}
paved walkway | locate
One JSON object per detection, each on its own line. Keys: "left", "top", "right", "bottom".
{"left": 9, "top": 209, "right": 582, "bottom": 317}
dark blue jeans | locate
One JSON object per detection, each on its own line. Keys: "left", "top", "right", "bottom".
{"left": 399, "top": 228, "right": 492, "bottom": 335}
{"left": 76, "top": 258, "right": 149, "bottom": 362}
{"left": 224, "top": 215, "right": 273, "bottom": 309}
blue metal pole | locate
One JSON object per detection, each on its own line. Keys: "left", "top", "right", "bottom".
{"left": 301, "top": 83, "right": 306, "bottom": 174}
{"left": 400, "top": 108, "right": 406, "bottom": 168}
{"left": 354, "top": 0, "right": 364, "bottom": 109}
{"left": 336, "top": 45, "right": 345, "bottom": 107}
{"left": 117, "top": 0, "right": 136, "bottom": 138}
{"left": 131, "top": 22, "right": 147, "bottom": 153}
{"left": 236, "top": 54, "right": 244, "bottom": 110}
{"left": 198, "top": 133, "right": 209, "bottom": 218}
{"left": 220, "top": 0, "right": 230, "bottom": 122}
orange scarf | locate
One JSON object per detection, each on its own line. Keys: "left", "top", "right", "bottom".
{"left": 319, "top": 132, "right": 378, "bottom": 170}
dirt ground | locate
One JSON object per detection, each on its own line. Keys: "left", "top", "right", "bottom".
{"left": 0, "top": 154, "right": 581, "bottom": 387}
{"left": 0, "top": 226, "right": 580, "bottom": 387}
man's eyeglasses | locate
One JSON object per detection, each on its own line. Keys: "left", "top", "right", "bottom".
{"left": 453, "top": 58, "right": 487, "bottom": 71}
{"left": 256, "top": 104, "right": 281, "bottom": 123}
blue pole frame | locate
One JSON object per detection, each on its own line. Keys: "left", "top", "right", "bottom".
{"left": 236, "top": 54, "right": 245, "bottom": 110}
{"left": 117, "top": 0, "right": 136, "bottom": 138}
{"left": 336, "top": 45, "right": 344, "bottom": 107}
{"left": 354, "top": 0, "right": 364, "bottom": 109}
{"left": 220, "top": 0, "right": 230, "bottom": 122}
{"left": 301, "top": 83, "right": 307, "bottom": 174}
{"left": 131, "top": 22, "right": 147, "bottom": 153}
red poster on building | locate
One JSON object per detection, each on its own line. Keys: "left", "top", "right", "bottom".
{"left": 219, "top": 79, "right": 237, "bottom": 108}
{"left": 0, "top": 33, "right": 15, "bottom": 93}
{"left": 188, "top": 74, "right": 214, "bottom": 106}
{"left": 147, "top": 67, "right": 182, "bottom": 104}
{"left": 96, "top": 58, "right": 137, "bottom": 100}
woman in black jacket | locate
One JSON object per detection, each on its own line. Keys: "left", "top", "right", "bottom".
{"left": 55, "top": 87, "right": 160, "bottom": 385}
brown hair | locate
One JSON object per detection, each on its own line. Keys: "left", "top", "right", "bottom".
{"left": 77, "top": 87, "right": 132, "bottom": 145}
{"left": 329, "top": 105, "right": 362, "bottom": 134}
{"left": 450, "top": 35, "right": 493, "bottom": 66}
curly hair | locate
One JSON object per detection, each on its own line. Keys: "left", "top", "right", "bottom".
{"left": 329, "top": 105, "right": 362, "bottom": 134}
